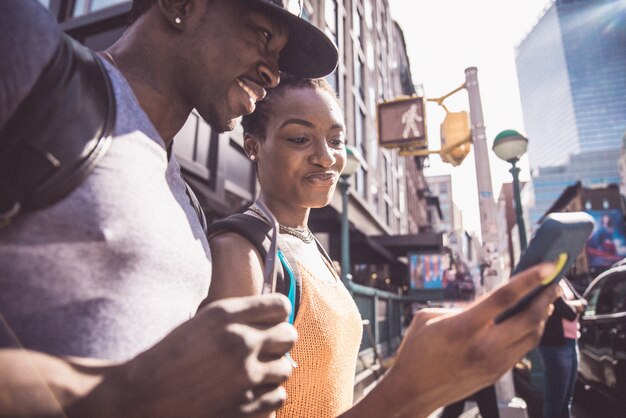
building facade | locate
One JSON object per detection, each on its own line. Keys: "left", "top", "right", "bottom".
{"left": 541, "top": 182, "right": 626, "bottom": 284}
{"left": 530, "top": 148, "right": 622, "bottom": 225}
{"left": 516, "top": 0, "right": 626, "bottom": 227}
{"left": 516, "top": 0, "right": 626, "bottom": 168}
{"left": 425, "top": 175, "right": 453, "bottom": 233}
{"left": 41, "top": 0, "right": 432, "bottom": 291}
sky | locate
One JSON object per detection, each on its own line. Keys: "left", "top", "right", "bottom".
{"left": 388, "top": 0, "right": 552, "bottom": 235}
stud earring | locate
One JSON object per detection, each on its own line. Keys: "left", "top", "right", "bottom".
{"left": 175, "top": 17, "right": 182, "bottom": 24}
{"left": 249, "top": 155, "right": 256, "bottom": 161}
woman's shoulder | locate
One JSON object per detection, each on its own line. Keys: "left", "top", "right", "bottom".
{"left": 209, "top": 230, "right": 262, "bottom": 260}
{"left": 207, "top": 231, "right": 266, "bottom": 300}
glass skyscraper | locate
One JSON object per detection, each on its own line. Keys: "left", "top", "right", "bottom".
{"left": 516, "top": 0, "right": 626, "bottom": 225}
{"left": 530, "top": 149, "right": 622, "bottom": 225}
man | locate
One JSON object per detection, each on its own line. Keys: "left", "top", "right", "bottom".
{"left": 0, "top": 0, "right": 560, "bottom": 417}
{"left": 1, "top": 0, "right": 336, "bottom": 415}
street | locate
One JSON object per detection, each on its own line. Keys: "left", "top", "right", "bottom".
{"left": 570, "top": 384, "right": 625, "bottom": 418}
{"left": 518, "top": 380, "right": 625, "bottom": 418}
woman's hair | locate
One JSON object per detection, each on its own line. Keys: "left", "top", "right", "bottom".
{"left": 241, "top": 74, "right": 339, "bottom": 139}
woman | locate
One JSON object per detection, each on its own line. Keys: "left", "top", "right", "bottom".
{"left": 537, "top": 278, "right": 586, "bottom": 418}
{"left": 205, "top": 74, "right": 562, "bottom": 418}
{"left": 206, "top": 75, "right": 362, "bottom": 417}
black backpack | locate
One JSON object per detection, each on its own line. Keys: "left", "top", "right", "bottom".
{"left": 207, "top": 213, "right": 336, "bottom": 322}
{"left": 0, "top": 34, "right": 114, "bottom": 225}
{"left": 0, "top": 33, "right": 207, "bottom": 232}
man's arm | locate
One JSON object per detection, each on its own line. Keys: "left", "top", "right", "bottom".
{"left": 341, "top": 263, "right": 560, "bottom": 418}
{"left": 0, "top": 294, "right": 296, "bottom": 417}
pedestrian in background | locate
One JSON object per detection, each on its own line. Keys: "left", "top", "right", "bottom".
{"left": 538, "top": 278, "right": 586, "bottom": 418}
{"left": 440, "top": 385, "right": 499, "bottom": 418}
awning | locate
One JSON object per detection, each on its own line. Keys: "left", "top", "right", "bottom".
{"left": 371, "top": 232, "right": 445, "bottom": 257}
{"left": 351, "top": 231, "right": 400, "bottom": 265}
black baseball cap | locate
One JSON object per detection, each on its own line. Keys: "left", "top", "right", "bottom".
{"left": 253, "top": 0, "right": 338, "bottom": 78}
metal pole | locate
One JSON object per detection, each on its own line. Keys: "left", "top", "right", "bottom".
{"left": 340, "top": 176, "right": 351, "bottom": 286}
{"left": 510, "top": 159, "right": 528, "bottom": 251}
{"left": 465, "top": 67, "right": 525, "bottom": 416}
{"left": 465, "top": 67, "right": 499, "bottom": 255}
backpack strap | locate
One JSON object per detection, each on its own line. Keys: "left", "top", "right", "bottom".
{"left": 207, "top": 213, "right": 301, "bottom": 321}
{"left": 0, "top": 34, "right": 115, "bottom": 226}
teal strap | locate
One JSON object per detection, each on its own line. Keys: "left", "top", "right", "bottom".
{"left": 277, "top": 249, "right": 296, "bottom": 324}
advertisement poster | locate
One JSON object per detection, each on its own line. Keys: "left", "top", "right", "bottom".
{"left": 409, "top": 253, "right": 448, "bottom": 289}
{"left": 586, "top": 209, "right": 626, "bottom": 268}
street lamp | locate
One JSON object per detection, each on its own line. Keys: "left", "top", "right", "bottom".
{"left": 339, "top": 145, "right": 363, "bottom": 285}
{"left": 492, "top": 129, "right": 528, "bottom": 251}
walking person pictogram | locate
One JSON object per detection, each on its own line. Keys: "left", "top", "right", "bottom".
{"left": 401, "top": 103, "right": 423, "bottom": 138}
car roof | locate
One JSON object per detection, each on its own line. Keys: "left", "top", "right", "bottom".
{"left": 584, "top": 264, "right": 626, "bottom": 298}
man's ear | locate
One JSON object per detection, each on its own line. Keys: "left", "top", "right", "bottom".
{"left": 156, "top": 0, "right": 192, "bottom": 31}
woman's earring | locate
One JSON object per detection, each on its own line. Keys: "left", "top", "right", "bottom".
{"left": 174, "top": 17, "right": 182, "bottom": 24}
{"left": 249, "top": 155, "right": 256, "bottom": 161}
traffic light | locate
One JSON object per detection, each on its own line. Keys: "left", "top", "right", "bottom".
{"left": 439, "top": 111, "right": 471, "bottom": 166}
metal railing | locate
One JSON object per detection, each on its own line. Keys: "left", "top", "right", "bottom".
{"left": 348, "top": 282, "right": 444, "bottom": 373}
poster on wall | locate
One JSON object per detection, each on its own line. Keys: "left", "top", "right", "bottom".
{"left": 586, "top": 209, "right": 626, "bottom": 269}
{"left": 409, "top": 253, "right": 448, "bottom": 289}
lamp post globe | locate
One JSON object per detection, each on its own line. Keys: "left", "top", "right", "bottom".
{"left": 339, "top": 145, "right": 363, "bottom": 285}
{"left": 492, "top": 129, "right": 528, "bottom": 163}
{"left": 492, "top": 130, "right": 528, "bottom": 251}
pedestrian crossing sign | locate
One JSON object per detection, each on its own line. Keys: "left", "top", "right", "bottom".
{"left": 377, "top": 96, "right": 427, "bottom": 149}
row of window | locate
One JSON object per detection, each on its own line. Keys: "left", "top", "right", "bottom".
{"left": 43, "top": 0, "right": 411, "bottom": 232}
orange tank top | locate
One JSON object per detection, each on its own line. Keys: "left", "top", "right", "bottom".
{"left": 277, "top": 261, "right": 363, "bottom": 418}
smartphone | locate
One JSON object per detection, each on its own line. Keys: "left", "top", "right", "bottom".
{"left": 494, "top": 212, "right": 595, "bottom": 324}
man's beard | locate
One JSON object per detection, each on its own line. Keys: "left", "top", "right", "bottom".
{"left": 201, "top": 107, "right": 239, "bottom": 134}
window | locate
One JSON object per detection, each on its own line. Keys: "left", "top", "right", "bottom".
{"left": 354, "top": 107, "right": 367, "bottom": 160}
{"left": 353, "top": 4, "right": 361, "bottom": 40}
{"left": 356, "top": 166, "right": 367, "bottom": 197}
{"left": 324, "top": 0, "right": 339, "bottom": 92}
{"left": 595, "top": 273, "right": 626, "bottom": 315}
{"left": 324, "top": 0, "right": 338, "bottom": 40}
{"left": 371, "top": 183, "right": 379, "bottom": 213}
{"left": 354, "top": 56, "right": 365, "bottom": 98}
{"left": 301, "top": 5, "right": 312, "bottom": 22}
{"left": 173, "top": 111, "right": 214, "bottom": 180}
{"left": 73, "top": 0, "right": 127, "bottom": 16}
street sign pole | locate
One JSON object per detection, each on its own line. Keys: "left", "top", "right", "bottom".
{"left": 465, "top": 66, "right": 527, "bottom": 418}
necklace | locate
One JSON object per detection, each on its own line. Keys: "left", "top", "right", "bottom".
{"left": 249, "top": 205, "right": 315, "bottom": 244}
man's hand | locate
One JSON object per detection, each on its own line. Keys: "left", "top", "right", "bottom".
{"left": 344, "top": 263, "right": 560, "bottom": 418}
{"left": 97, "top": 293, "right": 296, "bottom": 417}
{"left": 0, "top": 294, "right": 296, "bottom": 418}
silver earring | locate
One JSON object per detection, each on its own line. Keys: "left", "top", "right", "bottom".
{"left": 250, "top": 155, "right": 256, "bottom": 161}
{"left": 175, "top": 17, "right": 182, "bottom": 24}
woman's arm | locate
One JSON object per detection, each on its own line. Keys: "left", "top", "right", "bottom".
{"left": 207, "top": 232, "right": 266, "bottom": 302}
{"left": 340, "top": 263, "right": 561, "bottom": 418}
{"left": 206, "top": 233, "right": 278, "bottom": 418}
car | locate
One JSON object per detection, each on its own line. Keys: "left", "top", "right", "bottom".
{"left": 577, "top": 263, "right": 626, "bottom": 408}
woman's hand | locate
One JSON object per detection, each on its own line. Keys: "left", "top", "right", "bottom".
{"left": 344, "top": 263, "right": 560, "bottom": 418}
